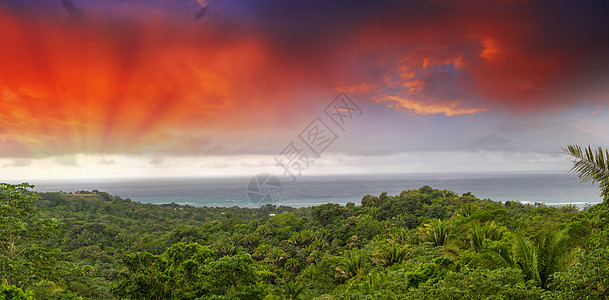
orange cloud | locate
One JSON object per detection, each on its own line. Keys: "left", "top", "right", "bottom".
{"left": 480, "top": 38, "right": 500, "bottom": 62}
{"left": 378, "top": 96, "right": 487, "bottom": 116}
{"left": 1, "top": 0, "right": 608, "bottom": 159}
{"left": 0, "top": 8, "right": 318, "bottom": 158}
{"left": 336, "top": 1, "right": 599, "bottom": 114}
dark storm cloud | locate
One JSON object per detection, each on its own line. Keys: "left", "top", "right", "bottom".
{"left": 239, "top": 0, "right": 609, "bottom": 111}
{"left": 60, "top": 0, "right": 82, "bottom": 19}
{"left": 4, "top": 0, "right": 609, "bottom": 112}
{"left": 193, "top": 6, "right": 208, "bottom": 21}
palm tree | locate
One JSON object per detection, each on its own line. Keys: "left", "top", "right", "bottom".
{"left": 564, "top": 145, "right": 609, "bottom": 203}
{"left": 284, "top": 257, "right": 301, "bottom": 273}
{"left": 307, "top": 249, "right": 324, "bottom": 264}
{"left": 512, "top": 233, "right": 540, "bottom": 286}
{"left": 336, "top": 250, "right": 368, "bottom": 279}
{"left": 475, "top": 244, "right": 514, "bottom": 269}
{"left": 276, "top": 280, "right": 306, "bottom": 300}
{"left": 372, "top": 241, "right": 410, "bottom": 267}
{"left": 229, "top": 233, "right": 244, "bottom": 247}
{"left": 419, "top": 219, "right": 452, "bottom": 247}
{"left": 468, "top": 222, "right": 505, "bottom": 252}
{"left": 536, "top": 231, "right": 579, "bottom": 289}
{"left": 389, "top": 228, "right": 419, "bottom": 245}
{"left": 243, "top": 233, "right": 262, "bottom": 251}
{"left": 252, "top": 244, "right": 271, "bottom": 260}
{"left": 214, "top": 237, "right": 236, "bottom": 256}
{"left": 347, "top": 271, "right": 397, "bottom": 299}
{"left": 267, "top": 247, "right": 289, "bottom": 267}
{"left": 289, "top": 230, "right": 313, "bottom": 250}
{"left": 475, "top": 230, "right": 578, "bottom": 289}
{"left": 457, "top": 203, "right": 478, "bottom": 217}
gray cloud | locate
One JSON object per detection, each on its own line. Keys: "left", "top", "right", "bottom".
{"left": 470, "top": 134, "right": 514, "bottom": 152}
{"left": 99, "top": 158, "right": 116, "bottom": 165}
{"left": 54, "top": 155, "right": 79, "bottom": 166}
{"left": 4, "top": 159, "right": 32, "bottom": 167}
{"left": 149, "top": 157, "right": 163, "bottom": 165}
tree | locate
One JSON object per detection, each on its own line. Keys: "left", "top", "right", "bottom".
{"left": 341, "top": 271, "right": 398, "bottom": 299}
{"left": 550, "top": 248, "right": 609, "bottom": 299}
{"left": 275, "top": 280, "right": 306, "bottom": 300}
{"left": 536, "top": 231, "right": 578, "bottom": 289}
{"left": 476, "top": 231, "right": 578, "bottom": 289}
{"left": 0, "top": 183, "right": 57, "bottom": 288}
{"left": 336, "top": 250, "right": 368, "bottom": 280}
{"left": 0, "top": 285, "right": 34, "bottom": 300}
{"left": 112, "top": 243, "right": 266, "bottom": 299}
{"left": 112, "top": 251, "right": 170, "bottom": 299}
{"left": 466, "top": 222, "right": 504, "bottom": 252}
{"left": 372, "top": 241, "right": 410, "bottom": 267}
{"left": 203, "top": 253, "right": 265, "bottom": 299}
{"left": 406, "top": 267, "right": 547, "bottom": 300}
{"left": 512, "top": 233, "right": 540, "bottom": 286}
{"left": 311, "top": 203, "right": 344, "bottom": 226}
{"left": 564, "top": 145, "right": 609, "bottom": 204}
{"left": 289, "top": 230, "right": 313, "bottom": 251}
{"left": 419, "top": 219, "right": 452, "bottom": 247}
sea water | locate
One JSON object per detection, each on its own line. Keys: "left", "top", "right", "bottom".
{"left": 27, "top": 172, "right": 601, "bottom": 208}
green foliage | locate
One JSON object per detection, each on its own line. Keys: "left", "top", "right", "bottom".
{"left": 466, "top": 221, "right": 504, "bottom": 252}
{"left": 336, "top": 250, "right": 369, "bottom": 280}
{"left": 203, "top": 253, "right": 265, "bottom": 299}
{"left": 512, "top": 233, "right": 541, "bottom": 285}
{"left": 0, "top": 285, "right": 34, "bottom": 300}
{"left": 2, "top": 184, "right": 607, "bottom": 299}
{"left": 112, "top": 243, "right": 264, "bottom": 299}
{"left": 311, "top": 203, "right": 345, "bottom": 226}
{"left": 406, "top": 267, "right": 547, "bottom": 299}
{"left": 474, "top": 230, "right": 577, "bottom": 290}
{"left": 338, "top": 270, "right": 398, "bottom": 299}
{"left": 404, "top": 256, "right": 455, "bottom": 288}
{"left": 550, "top": 248, "right": 609, "bottom": 299}
{"left": 536, "top": 230, "right": 578, "bottom": 289}
{"left": 372, "top": 241, "right": 409, "bottom": 267}
{"left": 0, "top": 183, "right": 76, "bottom": 298}
{"left": 273, "top": 280, "right": 306, "bottom": 300}
{"left": 418, "top": 219, "right": 452, "bottom": 247}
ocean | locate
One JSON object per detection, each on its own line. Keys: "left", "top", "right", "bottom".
{"left": 27, "top": 172, "right": 602, "bottom": 208}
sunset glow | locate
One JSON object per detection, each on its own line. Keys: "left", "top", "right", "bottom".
{"left": 1, "top": 0, "right": 608, "bottom": 179}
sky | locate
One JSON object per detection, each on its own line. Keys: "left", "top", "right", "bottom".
{"left": 0, "top": 0, "right": 609, "bottom": 181}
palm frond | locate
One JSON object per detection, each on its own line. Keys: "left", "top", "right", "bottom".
{"left": 564, "top": 145, "right": 609, "bottom": 203}
{"left": 537, "top": 230, "right": 569, "bottom": 289}
{"left": 419, "top": 219, "right": 452, "bottom": 247}
{"left": 474, "top": 247, "right": 513, "bottom": 269}
{"left": 512, "top": 234, "right": 540, "bottom": 285}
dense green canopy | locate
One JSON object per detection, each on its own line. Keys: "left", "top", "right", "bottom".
{"left": 1, "top": 182, "right": 608, "bottom": 299}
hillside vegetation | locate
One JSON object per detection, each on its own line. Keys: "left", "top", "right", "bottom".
{"left": 2, "top": 183, "right": 609, "bottom": 299}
